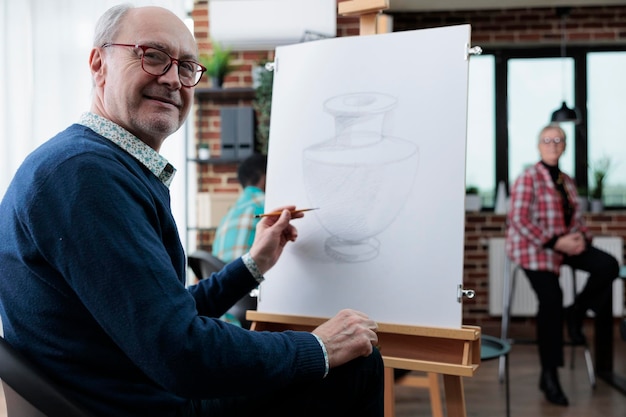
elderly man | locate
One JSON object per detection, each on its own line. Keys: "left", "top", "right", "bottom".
{"left": 0, "top": 4, "right": 383, "bottom": 417}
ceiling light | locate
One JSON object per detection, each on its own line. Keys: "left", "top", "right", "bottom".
{"left": 550, "top": 7, "right": 580, "bottom": 124}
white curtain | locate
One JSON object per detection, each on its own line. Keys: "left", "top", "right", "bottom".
{"left": 0, "top": 0, "right": 192, "bottom": 250}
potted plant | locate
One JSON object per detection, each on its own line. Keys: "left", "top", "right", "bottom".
{"left": 590, "top": 156, "right": 611, "bottom": 212}
{"left": 465, "top": 185, "right": 481, "bottom": 212}
{"left": 199, "top": 41, "right": 236, "bottom": 88}
{"left": 253, "top": 61, "right": 273, "bottom": 154}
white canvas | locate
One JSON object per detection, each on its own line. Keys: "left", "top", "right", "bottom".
{"left": 259, "top": 25, "right": 472, "bottom": 329}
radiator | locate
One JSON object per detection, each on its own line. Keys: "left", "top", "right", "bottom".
{"left": 489, "top": 237, "right": 624, "bottom": 317}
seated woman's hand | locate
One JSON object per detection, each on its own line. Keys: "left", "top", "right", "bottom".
{"left": 555, "top": 232, "right": 586, "bottom": 256}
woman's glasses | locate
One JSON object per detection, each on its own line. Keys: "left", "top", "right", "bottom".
{"left": 540, "top": 137, "right": 565, "bottom": 145}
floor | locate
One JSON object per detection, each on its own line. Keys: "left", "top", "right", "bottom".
{"left": 394, "top": 322, "right": 626, "bottom": 417}
{"left": 0, "top": 323, "right": 624, "bottom": 417}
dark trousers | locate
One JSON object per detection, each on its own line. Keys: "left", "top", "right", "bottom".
{"left": 523, "top": 246, "right": 619, "bottom": 369}
{"left": 176, "top": 347, "right": 384, "bottom": 417}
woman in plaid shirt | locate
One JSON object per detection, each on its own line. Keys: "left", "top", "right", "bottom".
{"left": 506, "top": 124, "right": 619, "bottom": 407}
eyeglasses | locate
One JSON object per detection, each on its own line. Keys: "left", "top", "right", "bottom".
{"left": 540, "top": 137, "right": 565, "bottom": 145}
{"left": 102, "top": 43, "right": 206, "bottom": 87}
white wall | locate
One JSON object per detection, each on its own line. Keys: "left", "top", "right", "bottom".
{"left": 0, "top": 0, "right": 191, "bottom": 251}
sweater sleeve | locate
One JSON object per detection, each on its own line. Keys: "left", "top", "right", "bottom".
{"left": 25, "top": 148, "right": 326, "bottom": 398}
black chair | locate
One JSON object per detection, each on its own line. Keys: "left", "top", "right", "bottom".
{"left": 187, "top": 250, "right": 258, "bottom": 329}
{"left": 187, "top": 249, "right": 226, "bottom": 280}
{"left": 0, "top": 335, "right": 95, "bottom": 417}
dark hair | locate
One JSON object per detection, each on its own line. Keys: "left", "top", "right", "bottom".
{"left": 237, "top": 154, "right": 267, "bottom": 187}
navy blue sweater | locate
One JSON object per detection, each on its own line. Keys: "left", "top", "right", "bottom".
{"left": 0, "top": 124, "right": 324, "bottom": 416}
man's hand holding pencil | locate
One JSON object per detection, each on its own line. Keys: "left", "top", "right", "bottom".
{"left": 255, "top": 207, "right": 319, "bottom": 218}
{"left": 248, "top": 206, "right": 314, "bottom": 274}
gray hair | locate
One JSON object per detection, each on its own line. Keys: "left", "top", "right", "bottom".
{"left": 93, "top": 4, "right": 134, "bottom": 47}
{"left": 538, "top": 123, "right": 566, "bottom": 142}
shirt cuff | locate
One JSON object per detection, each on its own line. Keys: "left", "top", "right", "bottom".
{"left": 242, "top": 252, "right": 264, "bottom": 284}
{"left": 312, "top": 334, "right": 329, "bottom": 378}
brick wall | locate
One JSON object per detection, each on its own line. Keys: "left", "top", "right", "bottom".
{"left": 391, "top": 5, "right": 626, "bottom": 47}
{"left": 191, "top": 0, "right": 359, "bottom": 250}
{"left": 463, "top": 212, "right": 626, "bottom": 328}
{"left": 191, "top": 1, "right": 626, "bottom": 325}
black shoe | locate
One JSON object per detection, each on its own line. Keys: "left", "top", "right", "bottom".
{"left": 564, "top": 305, "right": 587, "bottom": 345}
{"left": 539, "top": 369, "right": 569, "bottom": 406}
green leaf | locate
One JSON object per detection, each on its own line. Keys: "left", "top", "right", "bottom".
{"left": 199, "top": 41, "right": 236, "bottom": 78}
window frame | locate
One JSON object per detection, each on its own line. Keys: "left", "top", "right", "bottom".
{"left": 482, "top": 45, "right": 626, "bottom": 210}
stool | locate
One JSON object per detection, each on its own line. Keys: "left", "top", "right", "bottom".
{"left": 395, "top": 372, "right": 443, "bottom": 417}
{"left": 498, "top": 259, "right": 596, "bottom": 388}
{"left": 482, "top": 335, "right": 511, "bottom": 417}
{"left": 619, "top": 265, "right": 626, "bottom": 340}
{"left": 394, "top": 336, "right": 510, "bottom": 417}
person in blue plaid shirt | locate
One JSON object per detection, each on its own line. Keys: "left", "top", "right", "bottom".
{"left": 212, "top": 153, "right": 267, "bottom": 263}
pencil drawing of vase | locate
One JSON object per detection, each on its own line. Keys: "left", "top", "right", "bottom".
{"left": 303, "top": 92, "right": 419, "bottom": 262}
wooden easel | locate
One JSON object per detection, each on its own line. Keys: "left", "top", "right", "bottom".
{"left": 338, "top": 0, "right": 391, "bottom": 35}
{"left": 249, "top": 312, "right": 481, "bottom": 417}
{"left": 250, "top": 1, "right": 481, "bottom": 416}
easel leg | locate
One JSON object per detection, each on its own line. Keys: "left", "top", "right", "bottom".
{"left": 360, "top": 13, "right": 378, "bottom": 35}
{"left": 384, "top": 367, "right": 395, "bottom": 417}
{"left": 443, "top": 374, "right": 467, "bottom": 417}
{"left": 428, "top": 373, "right": 444, "bottom": 417}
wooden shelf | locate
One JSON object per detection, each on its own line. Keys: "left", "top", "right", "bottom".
{"left": 187, "top": 226, "right": 217, "bottom": 232}
{"left": 188, "top": 157, "right": 241, "bottom": 165}
{"left": 194, "top": 87, "right": 255, "bottom": 102}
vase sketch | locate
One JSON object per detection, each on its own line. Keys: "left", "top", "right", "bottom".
{"left": 303, "top": 92, "right": 419, "bottom": 262}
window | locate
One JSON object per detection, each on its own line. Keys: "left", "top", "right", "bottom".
{"left": 466, "top": 55, "right": 495, "bottom": 206}
{"left": 508, "top": 57, "right": 575, "bottom": 182}
{"left": 587, "top": 52, "right": 626, "bottom": 206}
{"left": 467, "top": 47, "right": 626, "bottom": 209}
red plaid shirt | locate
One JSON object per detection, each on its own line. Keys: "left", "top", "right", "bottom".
{"left": 505, "top": 162, "right": 590, "bottom": 274}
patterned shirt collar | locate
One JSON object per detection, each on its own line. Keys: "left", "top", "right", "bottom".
{"left": 78, "top": 112, "right": 176, "bottom": 187}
